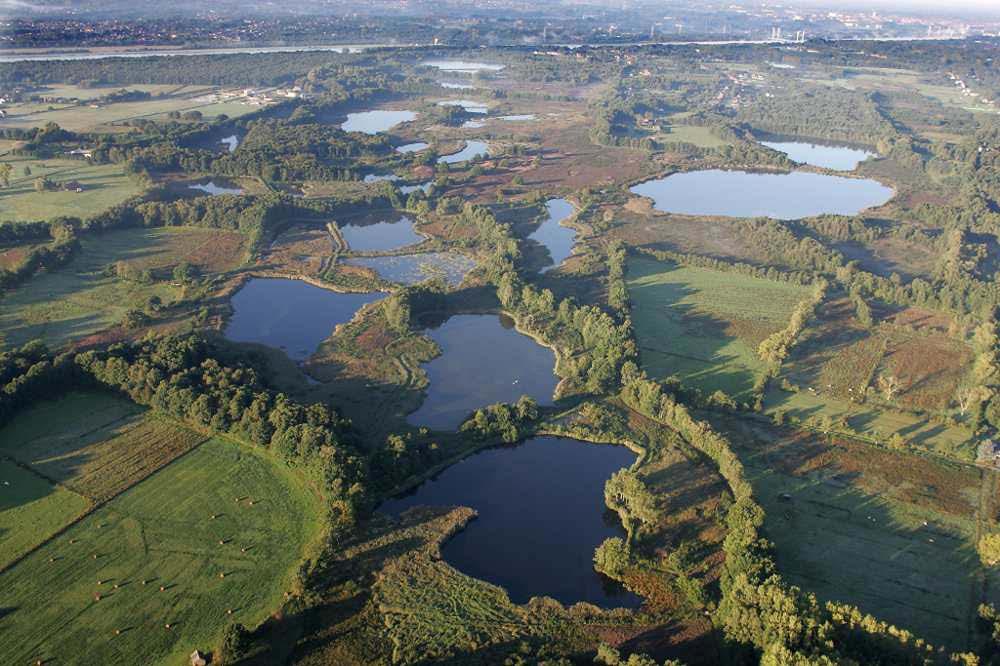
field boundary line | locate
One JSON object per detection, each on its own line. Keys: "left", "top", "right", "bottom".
{"left": 0, "top": 424, "right": 211, "bottom": 577}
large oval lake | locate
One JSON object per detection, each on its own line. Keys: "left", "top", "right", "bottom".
{"left": 761, "top": 140, "right": 875, "bottom": 171}
{"left": 381, "top": 435, "right": 641, "bottom": 608}
{"left": 630, "top": 169, "right": 893, "bottom": 219}
{"left": 528, "top": 198, "right": 577, "bottom": 272}
{"left": 407, "top": 314, "right": 558, "bottom": 430}
{"left": 225, "top": 278, "right": 382, "bottom": 360}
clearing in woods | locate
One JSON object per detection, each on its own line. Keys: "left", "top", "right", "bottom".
{"left": 0, "top": 436, "right": 323, "bottom": 666}
{"left": 627, "top": 256, "right": 811, "bottom": 400}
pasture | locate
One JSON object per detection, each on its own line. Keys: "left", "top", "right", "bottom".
{"left": 0, "top": 459, "right": 90, "bottom": 570}
{"left": 657, "top": 124, "right": 732, "bottom": 148}
{"left": 0, "top": 227, "right": 245, "bottom": 349}
{"left": 0, "top": 391, "right": 207, "bottom": 502}
{"left": 0, "top": 436, "right": 323, "bottom": 666}
{"left": 0, "top": 84, "right": 263, "bottom": 132}
{"left": 720, "top": 417, "right": 987, "bottom": 652}
{"left": 0, "top": 154, "right": 140, "bottom": 223}
{"left": 627, "top": 257, "right": 811, "bottom": 399}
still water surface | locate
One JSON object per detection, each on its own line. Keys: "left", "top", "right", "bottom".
{"left": 340, "top": 215, "right": 423, "bottom": 252}
{"left": 528, "top": 198, "right": 577, "bottom": 272}
{"left": 381, "top": 436, "right": 641, "bottom": 607}
{"left": 225, "top": 278, "right": 381, "bottom": 360}
{"left": 630, "top": 169, "right": 893, "bottom": 219}
{"left": 438, "top": 140, "right": 490, "bottom": 164}
{"left": 341, "top": 109, "right": 416, "bottom": 134}
{"left": 407, "top": 314, "right": 558, "bottom": 430}
{"left": 761, "top": 140, "right": 875, "bottom": 171}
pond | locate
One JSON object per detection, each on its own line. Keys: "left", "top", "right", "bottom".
{"left": 219, "top": 134, "right": 239, "bottom": 153}
{"left": 440, "top": 81, "right": 476, "bottom": 90}
{"left": 438, "top": 140, "right": 490, "bottom": 164}
{"left": 422, "top": 60, "right": 505, "bottom": 72}
{"left": 461, "top": 120, "right": 487, "bottom": 129}
{"left": 188, "top": 180, "right": 244, "bottom": 196}
{"left": 340, "top": 214, "right": 423, "bottom": 252}
{"left": 528, "top": 198, "right": 577, "bottom": 272}
{"left": 399, "top": 181, "right": 433, "bottom": 195}
{"left": 630, "top": 169, "right": 893, "bottom": 219}
{"left": 341, "top": 109, "right": 417, "bottom": 135}
{"left": 381, "top": 436, "right": 641, "bottom": 608}
{"left": 761, "top": 140, "right": 875, "bottom": 171}
{"left": 438, "top": 99, "right": 489, "bottom": 114}
{"left": 346, "top": 251, "right": 476, "bottom": 286}
{"left": 407, "top": 314, "right": 559, "bottom": 431}
{"left": 499, "top": 114, "right": 536, "bottom": 122}
{"left": 363, "top": 173, "right": 401, "bottom": 184}
{"left": 396, "top": 142, "right": 429, "bottom": 153}
{"left": 225, "top": 278, "right": 382, "bottom": 360}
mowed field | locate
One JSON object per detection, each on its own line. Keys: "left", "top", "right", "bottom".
{"left": 627, "top": 257, "right": 812, "bottom": 399}
{"left": 717, "top": 416, "right": 990, "bottom": 652}
{"left": 0, "top": 226, "right": 245, "bottom": 349}
{"left": 0, "top": 392, "right": 208, "bottom": 569}
{"left": 0, "top": 84, "right": 263, "bottom": 132}
{"left": 0, "top": 392, "right": 207, "bottom": 502}
{"left": 0, "top": 436, "right": 323, "bottom": 666}
{"left": 0, "top": 153, "right": 140, "bottom": 223}
{"left": 0, "top": 459, "right": 91, "bottom": 570}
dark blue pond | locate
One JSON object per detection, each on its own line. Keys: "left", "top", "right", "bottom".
{"left": 225, "top": 278, "right": 381, "bottom": 360}
{"left": 382, "top": 435, "right": 641, "bottom": 608}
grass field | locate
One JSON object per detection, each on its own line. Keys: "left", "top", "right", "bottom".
{"left": 0, "top": 154, "right": 141, "bottom": 223}
{"left": 0, "top": 459, "right": 91, "bottom": 570}
{"left": 0, "top": 392, "right": 207, "bottom": 502}
{"left": 0, "top": 436, "right": 323, "bottom": 666}
{"left": 0, "top": 85, "right": 264, "bottom": 132}
{"left": 657, "top": 124, "right": 732, "bottom": 148}
{"left": 627, "top": 257, "right": 812, "bottom": 399}
{"left": 716, "top": 416, "right": 987, "bottom": 651}
{"left": 0, "top": 227, "right": 245, "bottom": 349}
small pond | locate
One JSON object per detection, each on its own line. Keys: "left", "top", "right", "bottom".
{"left": 363, "top": 173, "right": 401, "bottom": 184}
{"left": 381, "top": 435, "right": 641, "bottom": 608}
{"left": 219, "top": 134, "right": 239, "bottom": 153}
{"left": 438, "top": 99, "right": 489, "bottom": 114}
{"left": 347, "top": 251, "right": 475, "bottom": 286}
{"left": 396, "top": 142, "right": 429, "bottom": 154}
{"left": 461, "top": 120, "right": 487, "bottom": 129}
{"left": 499, "top": 114, "right": 536, "bottom": 122}
{"left": 529, "top": 198, "right": 577, "bottom": 272}
{"left": 399, "top": 181, "right": 433, "bottom": 195}
{"left": 188, "top": 180, "right": 244, "bottom": 196}
{"left": 630, "top": 169, "right": 893, "bottom": 219}
{"left": 341, "top": 109, "right": 417, "bottom": 135}
{"left": 407, "top": 314, "right": 558, "bottom": 430}
{"left": 761, "top": 140, "right": 875, "bottom": 171}
{"left": 340, "top": 214, "right": 423, "bottom": 252}
{"left": 423, "top": 60, "right": 505, "bottom": 72}
{"left": 440, "top": 81, "right": 476, "bottom": 90}
{"left": 438, "top": 140, "right": 490, "bottom": 164}
{"left": 225, "top": 278, "right": 381, "bottom": 360}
